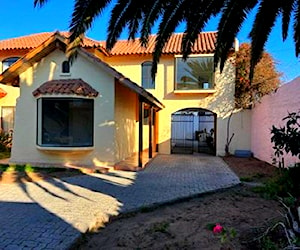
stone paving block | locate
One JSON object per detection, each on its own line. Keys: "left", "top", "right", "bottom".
{"left": 5, "top": 245, "right": 21, "bottom": 250}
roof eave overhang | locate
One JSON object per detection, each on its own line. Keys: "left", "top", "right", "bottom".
{"left": 78, "top": 49, "right": 164, "bottom": 110}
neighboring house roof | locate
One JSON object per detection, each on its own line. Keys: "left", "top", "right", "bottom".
{"left": 0, "top": 32, "right": 104, "bottom": 51}
{"left": 0, "top": 32, "right": 164, "bottom": 110}
{"left": 32, "top": 79, "right": 99, "bottom": 98}
{"left": 104, "top": 32, "right": 217, "bottom": 55}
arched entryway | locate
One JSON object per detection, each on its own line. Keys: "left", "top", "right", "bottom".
{"left": 171, "top": 108, "right": 216, "bottom": 155}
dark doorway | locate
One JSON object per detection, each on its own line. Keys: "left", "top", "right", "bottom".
{"left": 171, "top": 108, "right": 216, "bottom": 155}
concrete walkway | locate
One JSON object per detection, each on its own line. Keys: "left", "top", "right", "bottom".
{"left": 0, "top": 154, "right": 240, "bottom": 249}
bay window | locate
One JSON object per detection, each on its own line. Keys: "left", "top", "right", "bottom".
{"left": 37, "top": 98, "right": 94, "bottom": 147}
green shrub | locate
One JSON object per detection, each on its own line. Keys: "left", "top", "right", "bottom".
{"left": 0, "top": 130, "right": 12, "bottom": 152}
{"left": 271, "top": 111, "right": 300, "bottom": 168}
{"left": 256, "top": 164, "right": 300, "bottom": 198}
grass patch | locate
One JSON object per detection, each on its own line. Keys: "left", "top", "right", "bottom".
{"left": 251, "top": 164, "right": 300, "bottom": 199}
{"left": 252, "top": 173, "right": 266, "bottom": 179}
{"left": 240, "top": 176, "right": 254, "bottom": 182}
{"left": 0, "top": 164, "right": 81, "bottom": 175}
{"left": 151, "top": 222, "right": 170, "bottom": 233}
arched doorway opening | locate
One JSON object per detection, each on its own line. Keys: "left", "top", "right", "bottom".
{"left": 171, "top": 108, "right": 216, "bottom": 155}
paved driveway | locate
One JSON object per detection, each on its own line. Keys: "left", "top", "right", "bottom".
{"left": 0, "top": 154, "right": 240, "bottom": 249}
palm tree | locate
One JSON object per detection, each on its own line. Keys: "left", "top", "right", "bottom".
{"left": 34, "top": 0, "right": 300, "bottom": 79}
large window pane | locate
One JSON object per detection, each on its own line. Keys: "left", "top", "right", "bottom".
{"left": 175, "top": 56, "right": 214, "bottom": 90}
{"left": 38, "top": 98, "right": 94, "bottom": 147}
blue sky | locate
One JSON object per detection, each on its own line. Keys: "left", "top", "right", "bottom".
{"left": 1, "top": 0, "right": 299, "bottom": 82}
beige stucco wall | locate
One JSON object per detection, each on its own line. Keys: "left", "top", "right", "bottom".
{"left": 105, "top": 54, "right": 251, "bottom": 155}
{"left": 114, "top": 82, "right": 138, "bottom": 162}
{"left": 10, "top": 49, "right": 117, "bottom": 167}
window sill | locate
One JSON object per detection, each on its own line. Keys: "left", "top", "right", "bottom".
{"left": 173, "top": 89, "right": 217, "bottom": 94}
{"left": 59, "top": 73, "right": 71, "bottom": 77}
{"left": 37, "top": 146, "right": 94, "bottom": 154}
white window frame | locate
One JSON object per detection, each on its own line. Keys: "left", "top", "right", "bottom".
{"left": 37, "top": 97, "right": 94, "bottom": 150}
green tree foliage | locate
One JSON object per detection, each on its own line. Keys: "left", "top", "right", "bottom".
{"left": 235, "top": 43, "right": 281, "bottom": 108}
{"left": 34, "top": 0, "right": 300, "bottom": 79}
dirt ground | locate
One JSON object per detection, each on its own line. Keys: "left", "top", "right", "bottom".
{"left": 77, "top": 156, "right": 284, "bottom": 250}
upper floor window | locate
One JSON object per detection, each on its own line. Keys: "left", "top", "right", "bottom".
{"left": 2, "top": 57, "right": 20, "bottom": 72}
{"left": 62, "top": 61, "right": 70, "bottom": 73}
{"left": 142, "top": 61, "right": 155, "bottom": 89}
{"left": 175, "top": 56, "right": 214, "bottom": 90}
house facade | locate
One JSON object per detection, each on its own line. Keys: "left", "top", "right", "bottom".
{"left": 0, "top": 31, "right": 251, "bottom": 168}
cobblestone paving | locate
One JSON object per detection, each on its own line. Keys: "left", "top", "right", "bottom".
{"left": 0, "top": 154, "right": 240, "bottom": 249}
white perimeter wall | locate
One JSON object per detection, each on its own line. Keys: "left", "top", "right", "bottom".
{"left": 251, "top": 77, "right": 300, "bottom": 166}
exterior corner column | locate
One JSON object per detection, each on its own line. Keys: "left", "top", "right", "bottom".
{"left": 148, "top": 106, "right": 153, "bottom": 158}
{"left": 138, "top": 98, "right": 144, "bottom": 168}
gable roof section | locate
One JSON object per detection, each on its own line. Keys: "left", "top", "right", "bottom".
{"left": 0, "top": 32, "right": 105, "bottom": 51}
{"left": 0, "top": 32, "right": 66, "bottom": 83}
{"left": 105, "top": 32, "right": 217, "bottom": 55}
{"left": 32, "top": 79, "right": 99, "bottom": 98}
{"left": 0, "top": 32, "right": 164, "bottom": 110}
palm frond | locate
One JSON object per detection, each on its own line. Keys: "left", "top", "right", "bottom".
{"left": 34, "top": 0, "right": 49, "bottom": 7}
{"left": 106, "top": 0, "right": 137, "bottom": 49}
{"left": 215, "top": 0, "right": 258, "bottom": 72}
{"left": 293, "top": 0, "right": 300, "bottom": 56}
{"left": 127, "top": 7, "right": 143, "bottom": 41}
{"left": 152, "top": 0, "right": 188, "bottom": 78}
{"left": 182, "top": 0, "right": 225, "bottom": 59}
{"left": 140, "top": 0, "right": 167, "bottom": 47}
{"left": 69, "top": 0, "right": 112, "bottom": 43}
{"left": 249, "top": 0, "right": 281, "bottom": 80}
{"left": 281, "top": 0, "right": 295, "bottom": 41}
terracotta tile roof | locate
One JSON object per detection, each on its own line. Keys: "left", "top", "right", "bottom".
{"left": 105, "top": 32, "right": 217, "bottom": 55}
{"left": 32, "top": 79, "right": 99, "bottom": 97}
{"left": 0, "top": 32, "right": 103, "bottom": 51}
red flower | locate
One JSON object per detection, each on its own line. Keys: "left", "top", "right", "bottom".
{"left": 213, "top": 224, "right": 223, "bottom": 234}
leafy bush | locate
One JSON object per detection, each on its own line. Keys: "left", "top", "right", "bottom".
{"left": 0, "top": 130, "right": 12, "bottom": 152}
{"left": 271, "top": 111, "right": 300, "bottom": 167}
{"left": 259, "top": 164, "right": 300, "bottom": 198}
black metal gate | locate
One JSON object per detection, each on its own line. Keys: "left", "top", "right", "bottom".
{"left": 197, "top": 111, "right": 216, "bottom": 155}
{"left": 171, "top": 109, "right": 216, "bottom": 155}
{"left": 171, "top": 113, "right": 194, "bottom": 154}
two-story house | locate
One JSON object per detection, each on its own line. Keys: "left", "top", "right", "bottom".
{"left": 0, "top": 31, "right": 251, "bottom": 169}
